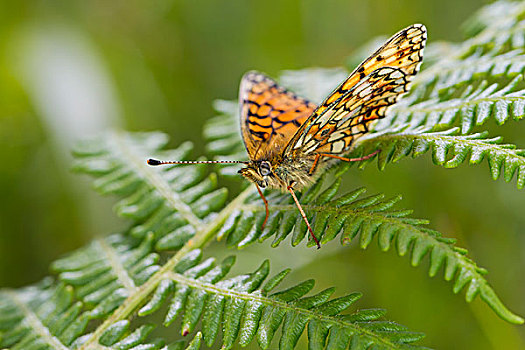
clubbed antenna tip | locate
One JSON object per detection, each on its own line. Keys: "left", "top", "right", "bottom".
{"left": 147, "top": 158, "right": 162, "bottom": 166}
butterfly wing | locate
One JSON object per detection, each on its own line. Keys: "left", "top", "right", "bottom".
{"left": 284, "top": 24, "right": 426, "bottom": 157}
{"left": 239, "top": 71, "right": 316, "bottom": 161}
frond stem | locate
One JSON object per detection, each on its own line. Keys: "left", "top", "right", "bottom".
{"left": 97, "top": 239, "right": 137, "bottom": 293}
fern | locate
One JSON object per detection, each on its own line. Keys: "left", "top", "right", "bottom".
{"left": 386, "top": 75, "right": 525, "bottom": 134}
{"left": 72, "top": 132, "right": 229, "bottom": 249}
{"left": 1, "top": 236, "right": 425, "bottom": 349}
{"left": 359, "top": 128, "right": 525, "bottom": 187}
{"left": 51, "top": 234, "right": 158, "bottom": 308}
{"left": 2, "top": 1, "right": 525, "bottom": 349}
{"left": 460, "top": 0, "right": 525, "bottom": 55}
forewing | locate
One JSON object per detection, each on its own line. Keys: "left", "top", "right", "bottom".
{"left": 285, "top": 24, "right": 426, "bottom": 156}
{"left": 239, "top": 71, "right": 316, "bottom": 160}
{"left": 292, "top": 67, "right": 410, "bottom": 155}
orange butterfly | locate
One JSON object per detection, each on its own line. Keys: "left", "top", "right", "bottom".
{"left": 148, "top": 24, "right": 427, "bottom": 248}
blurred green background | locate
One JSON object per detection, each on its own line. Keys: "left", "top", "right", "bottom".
{"left": 1, "top": 0, "right": 524, "bottom": 349}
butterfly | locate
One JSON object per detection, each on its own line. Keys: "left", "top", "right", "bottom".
{"left": 148, "top": 24, "right": 427, "bottom": 249}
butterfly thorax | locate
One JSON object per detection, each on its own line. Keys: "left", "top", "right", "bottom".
{"left": 238, "top": 153, "right": 328, "bottom": 192}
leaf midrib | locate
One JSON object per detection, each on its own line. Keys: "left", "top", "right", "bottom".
{"left": 97, "top": 239, "right": 137, "bottom": 293}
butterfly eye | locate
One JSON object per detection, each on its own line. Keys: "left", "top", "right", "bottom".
{"left": 259, "top": 161, "right": 271, "bottom": 176}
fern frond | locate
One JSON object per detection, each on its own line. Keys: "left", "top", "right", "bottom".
{"left": 137, "top": 251, "right": 424, "bottom": 349}
{"left": 184, "top": 332, "right": 203, "bottom": 350}
{"left": 404, "top": 51, "right": 525, "bottom": 108}
{"left": 460, "top": 0, "right": 525, "bottom": 56}
{"left": 0, "top": 248, "right": 426, "bottom": 349}
{"left": 73, "top": 131, "right": 228, "bottom": 249}
{"left": 190, "top": 66, "right": 520, "bottom": 324}
{"left": 352, "top": 127, "right": 525, "bottom": 188}
{"left": 383, "top": 75, "right": 525, "bottom": 134}
{"left": 0, "top": 280, "right": 198, "bottom": 349}
{"left": 209, "top": 169, "right": 522, "bottom": 324}
{"left": 83, "top": 120, "right": 516, "bottom": 324}
{"left": 355, "top": 46, "right": 525, "bottom": 132}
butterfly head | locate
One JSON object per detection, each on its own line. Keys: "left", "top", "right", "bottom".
{"left": 238, "top": 160, "right": 273, "bottom": 188}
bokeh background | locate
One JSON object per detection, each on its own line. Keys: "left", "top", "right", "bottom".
{"left": 1, "top": 0, "right": 524, "bottom": 349}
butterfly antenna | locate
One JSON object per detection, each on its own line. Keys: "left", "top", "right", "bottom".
{"left": 147, "top": 158, "right": 249, "bottom": 166}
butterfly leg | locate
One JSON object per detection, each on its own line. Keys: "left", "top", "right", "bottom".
{"left": 318, "top": 149, "right": 380, "bottom": 164}
{"left": 308, "top": 154, "right": 322, "bottom": 176}
{"left": 308, "top": 150, "right": 379, "bottom": 175}
{"left": 287, "top": 182, "right": 321, "bottom": 249}
{"left": 255, "top": 184, "right": 269, "bottom": 231}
